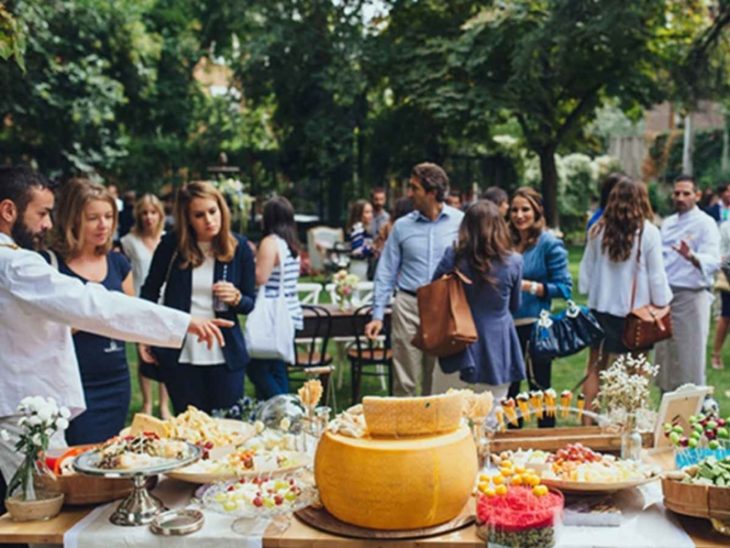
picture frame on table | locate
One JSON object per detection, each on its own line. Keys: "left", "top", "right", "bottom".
{"left": 653, "top": 384, "right": 713, "bottom": 448}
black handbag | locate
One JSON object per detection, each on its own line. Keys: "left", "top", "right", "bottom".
{"left": 529, "top": 301, "right": 605, "bottom": 360}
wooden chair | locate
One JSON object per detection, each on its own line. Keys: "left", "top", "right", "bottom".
{"left": 289, "top": 304, "right": 336, "bottom": 410}
{"left": 347, "top": 305, "right": 393, "bottom": 405}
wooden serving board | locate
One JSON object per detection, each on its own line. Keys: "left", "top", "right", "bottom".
{"left": 491, "top": 426, "right": 653, "bottom": 453}
{"left": 295, "top": 499, "right": 475, "bottom": 540}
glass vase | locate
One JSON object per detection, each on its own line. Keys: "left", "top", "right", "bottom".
{"left": 4, "top": 450, "right": 63, "bottom": 522}
{"left": 620, "top": 415, "right": 643, "bottom": 461}
{"left": 470, "top": 418, "right": 489, "bottom": 469}
{"left": 5, "top": 450, "right": 61, "bottom": 503}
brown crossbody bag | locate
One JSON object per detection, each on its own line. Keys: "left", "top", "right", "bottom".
{"left": 621, "top": 226, "right": 672, "bottom": 350}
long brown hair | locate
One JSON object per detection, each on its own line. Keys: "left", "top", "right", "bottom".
{"left": 174, "top": 181, "right": 237, "bottom": 268}
{"left": 509, "top": 187, "right": 545, "bottom": 252}
{"left": 590, "top": 178, "right": 653, "bottom": 262}
{"left": 346, "top": 199, "right": 371, "bottom": 232}
{"left": 53, "top": 177, "right": 117, "bottom": 260}
{"left": 262, "top": 196, "right": 299, "bottom": 258}
{"left": 454, "top": 200, "right": 512, "bottom": 284}
{"left": 132, "top": 193, "right": 165, "bottom": 238}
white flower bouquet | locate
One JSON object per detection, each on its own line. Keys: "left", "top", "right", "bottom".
{"left": 596, "top": 354, "right": 659, "bottom": 432}
{"left": 3, "top": 396, "right": 70, "bottom": 502}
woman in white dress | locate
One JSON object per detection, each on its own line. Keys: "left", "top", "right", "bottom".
{"left": 121, "top": 194, "right": 171, "bottom": 419}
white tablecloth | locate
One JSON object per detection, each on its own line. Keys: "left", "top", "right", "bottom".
{"left": 559, "top": 482, "right": 693, "bottom": 547}
{"left": 62, "top": 478, "right": 269, "bottom": 548}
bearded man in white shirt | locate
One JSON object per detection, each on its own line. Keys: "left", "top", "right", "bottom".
{"left": 655, "top": 175, "right": 721, "bottom": 392}
{"left": 0, "top": 166, "right": 233, "bottom": 505}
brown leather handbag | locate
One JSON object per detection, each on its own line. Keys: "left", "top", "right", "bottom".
{"left": 622, "top": 228, "right": 672, "bottom": 350}
{"left": 412, "top": 269, "right": 478, "bottom": 357}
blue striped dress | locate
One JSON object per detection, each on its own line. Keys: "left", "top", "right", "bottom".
{"left": 263, "top": 236, "right": 303, "bottom": 329}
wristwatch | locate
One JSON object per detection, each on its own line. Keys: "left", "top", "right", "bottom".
{"left": 529, "top": 281, "right": 540, "bottom": 296}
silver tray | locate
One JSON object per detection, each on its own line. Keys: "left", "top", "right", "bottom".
{"left": 73, "top": 442, "right": 201, "bottom": 478}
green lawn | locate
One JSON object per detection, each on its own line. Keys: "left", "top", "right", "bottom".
{"left": 125, "top": 244, "right": 730, "bottom": 422}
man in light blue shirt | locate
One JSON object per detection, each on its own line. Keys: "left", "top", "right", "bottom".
{"left": 656, "top": 175, "right": 720, "bottom": 393}
{"left": 365, "top": 163, "right": 464, "bottom": 396}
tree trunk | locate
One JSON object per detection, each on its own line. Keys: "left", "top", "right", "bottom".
{"left": 682, "top": 113, "right": 694, "bottom": 176}
{"left": 538, "top": 145, "right": 559, "bottom": 228}
{"left": 722, "top": 110, "right": 729, "bottom": 174}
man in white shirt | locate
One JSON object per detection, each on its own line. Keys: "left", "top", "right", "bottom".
{"left": 0, "top": 166, "right": 233, "bottom": 504}
{"left": 655, "top": 175, "right": 721, "bottom": 392}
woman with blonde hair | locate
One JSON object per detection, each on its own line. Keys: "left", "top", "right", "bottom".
{"left": 121, "top": 193, "right": 171, "bottom": 419}
{"left": 140, "top": 181, "right": 255, "bottom": 414}
{"left": 42, "top": 178, "right": 135, "bottom": 444}
{"left": 579, "top": 178, "right": 671, "bottom": 421}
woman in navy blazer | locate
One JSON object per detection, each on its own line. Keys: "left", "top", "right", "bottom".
{"left": 140, "top": 182, "right": 255, "bottom": 415}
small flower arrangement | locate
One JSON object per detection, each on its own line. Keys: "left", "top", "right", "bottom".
{"left": 596, "top": 354, "right": 659, "bottom": 431}
{"left": 333, "top": 269, "right": 359, "bottom": 310}
{"left": 2, "top": 396, "right": 70, "bottom": 502}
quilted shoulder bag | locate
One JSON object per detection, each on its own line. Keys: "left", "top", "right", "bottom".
{"left": 529, "top": 301, "right": 604, "bottom": 361}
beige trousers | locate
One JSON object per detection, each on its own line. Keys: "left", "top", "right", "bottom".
{"left": 431, "top": 366, "right": 511, "bottom": 401}
{"left": 391, "top": 292, "right": 435, "bottom": 396}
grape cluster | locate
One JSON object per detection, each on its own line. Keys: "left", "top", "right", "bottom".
{"left": 663, "top": 412, "right": 730, "bottom": 450}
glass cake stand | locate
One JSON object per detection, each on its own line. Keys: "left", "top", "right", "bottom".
{"left": 73, "top": 443, "right": 201, "bottom": 526}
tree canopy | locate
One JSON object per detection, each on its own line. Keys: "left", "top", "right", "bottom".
{"left": 1, "top": 0, "right": 729, "bottom": 225}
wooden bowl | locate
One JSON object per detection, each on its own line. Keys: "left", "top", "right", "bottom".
{"left": 662, "top": 477, "right": 730, "bottom": 520}
{"left": 57, "top": 474, "right": 157, "bottom": 505}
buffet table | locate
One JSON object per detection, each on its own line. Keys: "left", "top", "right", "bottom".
{"left": 1, "top": 477, "right": 729, "bottom": 547}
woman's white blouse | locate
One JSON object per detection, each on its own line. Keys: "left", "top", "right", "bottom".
{"left": 579, "top": 220, "right": 672, "bottom": 316}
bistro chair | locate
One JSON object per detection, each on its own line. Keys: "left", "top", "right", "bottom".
{"left": 347, "top": 305, "right": 393, "bottom": 405}
{"left": 325, "top": 281, "right": 389, "bottom": 392}
{"left": 289, "top": 304, "right": 337, "bottom": 410}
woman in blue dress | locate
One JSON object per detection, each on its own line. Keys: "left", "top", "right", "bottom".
{"left": 507, "top": 187, "right": 572, "bottom": 428}
{"left": 42, "top": 178, "right": 133, "bottom": 445}
{"left": 431, "top": 200, "right": 525, "bottom": 400}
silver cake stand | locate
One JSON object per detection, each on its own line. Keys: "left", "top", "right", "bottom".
{"left": 74, "top": 443, "right": 202, "bottom": 526}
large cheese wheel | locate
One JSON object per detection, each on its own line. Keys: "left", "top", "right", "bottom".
{"left": 363, "top": 392, "right": 464, "bottom": 437}
{"left": 315, "top": 425, "right": 477, "bottom": 530}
